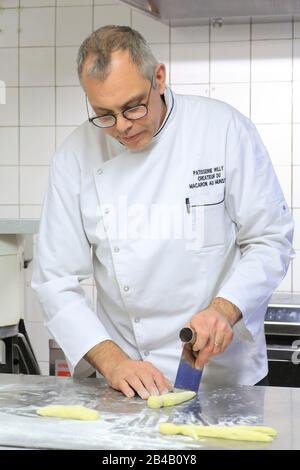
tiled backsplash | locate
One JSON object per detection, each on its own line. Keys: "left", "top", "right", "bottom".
{"left": 0, "top": 0, "right": 299, "bottom": 372}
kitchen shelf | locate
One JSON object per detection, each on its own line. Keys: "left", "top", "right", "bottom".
{"left": 0, "top": 219, "right": 39, "bottom": 235}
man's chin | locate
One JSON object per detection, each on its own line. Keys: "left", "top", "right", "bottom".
{"left": 119, "top": 132, "right": 150, "bottom": 150}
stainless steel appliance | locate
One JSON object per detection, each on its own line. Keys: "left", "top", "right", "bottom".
{"left": 265, "top": 293, "right": 300, "bottom": 387}
{"left": 0, "top": 220, "right": 40, "bottom": 375}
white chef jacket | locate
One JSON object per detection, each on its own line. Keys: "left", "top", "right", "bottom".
{"left": 32, "top": 87, "right": 294, "bottom": 386}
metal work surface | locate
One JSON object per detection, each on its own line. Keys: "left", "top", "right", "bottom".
{"left": 0, "top": 374, "right": 299, "bottom": 449}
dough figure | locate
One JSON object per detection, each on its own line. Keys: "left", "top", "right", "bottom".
{"left": 36, "top": 405, "right": 99, "bottom": 420}
{"left": 159, "top": 423, "right": 277, "bottom": 442}
{"left": 147, "top": 391, "right": 196, "bottom": 408}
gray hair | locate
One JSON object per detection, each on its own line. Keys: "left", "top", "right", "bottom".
{"left": 77, "top": 25, "right": 159, "bottom": 82}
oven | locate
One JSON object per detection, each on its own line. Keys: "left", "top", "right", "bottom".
{"left": 265, "top": 293, "right": 300, "bottom": 387}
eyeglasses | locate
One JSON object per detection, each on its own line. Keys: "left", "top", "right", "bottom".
{"left": 86, "top": 76, "right": 154, "bottom": 129}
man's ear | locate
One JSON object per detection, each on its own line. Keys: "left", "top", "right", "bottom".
{"left": 154, "top": 63, "right": 166, "bottom": 94}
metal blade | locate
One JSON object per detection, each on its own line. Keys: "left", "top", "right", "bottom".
{"left": 174, "top": 327, "right": 203, "bottom": 392}
{"left": 174, "top": 351, "right": 202, "bottom": 392}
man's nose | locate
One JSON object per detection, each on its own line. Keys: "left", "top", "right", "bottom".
{"left": 115, "top": 114, "right": 133, "bottom": 133}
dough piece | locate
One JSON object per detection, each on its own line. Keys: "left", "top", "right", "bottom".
{"left": 159, "top": 423, "right": 276, "bottom": 442}
{"left": 147, "top": 391, "right": 196, "bottom": 409}
{"left": 36, "top": 405, "right": 99, "bottom": 421}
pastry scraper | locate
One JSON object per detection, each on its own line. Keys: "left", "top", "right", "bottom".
{"left": 174, "top": 327, "right": 203, "bottom": 392}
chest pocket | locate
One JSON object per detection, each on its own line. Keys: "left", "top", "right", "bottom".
{"left": 185, "top": 192, "right": 228, "bottom": 252}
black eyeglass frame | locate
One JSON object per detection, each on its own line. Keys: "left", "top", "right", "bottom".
{"left": 86, "top": 75, "right": 154, "bottom": 129}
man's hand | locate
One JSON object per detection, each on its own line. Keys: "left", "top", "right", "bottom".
{"left": 189, "top": 297, "right": 242, "bottom": 369}
{"left": 85, "top": 340, "right": 172, "bottom": 400}
{"left": 106, "top": 358, "right": 172, "bottom": 400}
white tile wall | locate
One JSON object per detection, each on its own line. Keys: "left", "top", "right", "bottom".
{"left": 294, "top": 39, "right": 300, "bottom": 80}
{"left": 251, "top": 40, "right": 292, "bottom": 82}
{"left": 0, "top": 206, "right": 19, "bottom": 218}
{"left": 56, "top": 47, "right": 80, "bottom": 86}
{"left": 170, "top": 43, "right": 209, "bottom": 83}
{"left": 171, "top": 84, "right": 209, "bottom": 97}
{"left": 1, "top": 1, "right": 19, "bottom": 7}
{"left": 20, "top": 166, "right": 49, "bottom": 204}
{"left": 293, "top": 81, "right": 300, "bottom": 122}
{"left": 94, "top": 5, "right": 131, "bottom": 30}
{"left": 210, "top": 83, "right": 250, "bottom": 117}
{"left": 20, "top": 7, "right": 55, "bottom": 47}
{"left": 0, "top": 88, "right": 18, "bottom": 126}
{"left": 21, "top": 1, "right": 56, "bottom": 6}
{"left": 94, "top": 0, "right": 117, "bottom": 4}
{"left": 20, "top": 205, "right": 42, "bottom": 219}
{"left": 294, "top": 124, "right": 300, "bottom": 165}
{"left": 252, "top": 22, "right": 292, "bottom": 40}
{"left": 251, "top": 82, "right": 292, "bottom": 123}
{"left": 171, "top": 25, "right": 209, "bottom": 43}
{"left": 20, "top": 47, "right": 55, "bottom": 86}
{"left": 211, "top": 22, "right": 250, "bottom": 42}
{"left": 20, "top": 127, "right": 55, "bottom": 165}
{"left": 0, "top": 167, "right": 19, "bottom": 204}
{"left": 56, "top": 6, "right": 92, "bottom": 46}
{"left": 0, "top": 127, "right": 19, "bottom": 165}
{"left": 1, "top": 4, "right": 300, "bottom": 369}
{"left": 0, "top": 8, "right": 19, "bottom": 47}
{"left": 132, "top": 11, "right": 169, "bottom": 43}
{"left": 56, "top": 86, "right": 86, "bottom": 125}
{"left": 0, "top": 48, "right": 18, "bottom": 86}
{"left": 20, "top": 87, "right": 55, "bottom": 126}
{"left": 256, "top": 124, "right": 292, "bottom": 166}
{"left": 210, "top": 42, "right": 250, "bottom": 83}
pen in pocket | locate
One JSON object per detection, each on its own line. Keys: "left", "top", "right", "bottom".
{"left": 185, "top": 198, "right": 190, "bottom": 214}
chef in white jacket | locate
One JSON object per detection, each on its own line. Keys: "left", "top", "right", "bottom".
{"left": 32, "top": 26, "right": 294, "bottom": 399}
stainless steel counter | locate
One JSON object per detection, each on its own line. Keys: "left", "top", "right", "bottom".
{"left": 0, "top": 374, "right": 299, "bottom": 450}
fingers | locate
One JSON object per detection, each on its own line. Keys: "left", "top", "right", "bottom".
{"left": 190, "top": 310, "right": 234, "bottom": 369}
{"left": 191, "top": 326, "right": 209, "bottom": 352}
{"left": 110, "top": 360, "right": 172, "bottom": 400}
{"left": 125, "top": 374, "right": 153, "bottom": 400}
{"left": 118, "top": 379, "right": 136, "bottom": 399}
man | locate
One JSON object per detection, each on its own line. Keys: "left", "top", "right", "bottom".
{"left": 32, "top": 25, "right": 294, "bottom": 399}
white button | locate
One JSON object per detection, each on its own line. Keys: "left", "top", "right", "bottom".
{"left": 114, "top": 247, "right": 120, "bottom": 253}
{"left": 104, "top": 208, "right": 110, "bottom": 214}
{"left": 97, "top": 168, "right": 103, "bottom": 175}
{"left": 144, "top": 350, "right": 150, "bottom": 357}
{"left": 123, "top": 286, "right": 130, "bottom": 292}
{"left": 134, "top": 317, "right": 140, "bottom": 323}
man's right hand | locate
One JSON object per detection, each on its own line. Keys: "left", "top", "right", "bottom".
{"left": 84, "top": 340, "right": 172, "bottom": 400}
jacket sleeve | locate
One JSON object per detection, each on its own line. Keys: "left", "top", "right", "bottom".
{"left": 217, "top": 112, "right": 295, "bottom": 340}
{"left": 31, "top": 147, "right": 111, "bottom": 372}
